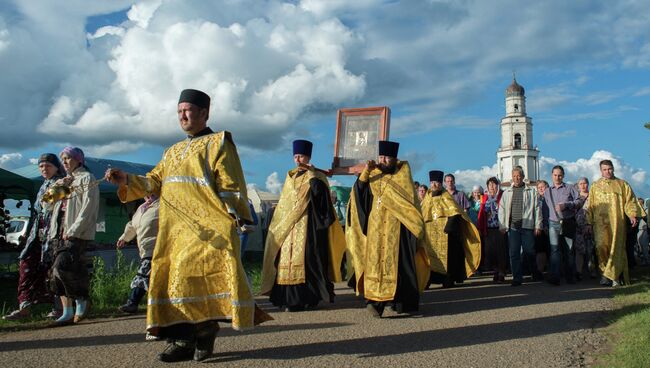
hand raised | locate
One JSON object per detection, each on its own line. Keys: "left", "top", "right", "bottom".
{"left": 105, "top": 168, "right": 127, "bottom": 186}
{"left": 366, "top": 160, "right": 377, "bottom": 171}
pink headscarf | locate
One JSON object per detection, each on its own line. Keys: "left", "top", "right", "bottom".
{"left": 140, "top": 195, "right": 159, "bottom": 213}
{"left": 60, "top": 146, "right": 85, "bottom": 166}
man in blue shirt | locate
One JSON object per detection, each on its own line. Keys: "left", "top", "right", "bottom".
{"left": 544, "top": 165, "right": 584, "bottom": 285}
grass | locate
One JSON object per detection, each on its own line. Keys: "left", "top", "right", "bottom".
{"left": 0, "top": 250, "right": 139, "bottom": 331}
{"left": 594, "top": 266, "right": 650, "bottom": 368}
{"left": 89, "top": 250, "right": 139, "bottom": 315}
{"left": 0, "top": 252, "right": 263, "bottom": 332}
{"left": 243, "top": 260, "right": 263, "bottom": 295}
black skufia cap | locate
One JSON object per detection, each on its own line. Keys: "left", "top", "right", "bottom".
{"left": 378, "top": 140, "right": 399, "bottom": 157}
{"left": 293, "top": 139, "right": 313, "bottom": 156}
{"left": 178, "top": 89, "right": 211, "bottom": 109}
{"left": 429, "top": 170, "right": 444, "bottom": 183}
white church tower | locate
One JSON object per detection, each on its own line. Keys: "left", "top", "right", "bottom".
{"left": 496, "top": 76, "right": 540, "bottom": 183}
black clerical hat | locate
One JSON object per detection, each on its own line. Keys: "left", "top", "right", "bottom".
{"left": 429, "top": 170, "right": 444, "bottom": 183}
{"left": 178, "top": 89, "right": 211, "bottom": 109}
{"left": 378, "top": 140, "right": 399, "bottom": 157}
{"left": 293, "top": 139, "right": 313, "bottom": 156}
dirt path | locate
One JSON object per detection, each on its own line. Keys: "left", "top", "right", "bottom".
{"left": 0, "top": 276, "right": 611, "bottom": 367}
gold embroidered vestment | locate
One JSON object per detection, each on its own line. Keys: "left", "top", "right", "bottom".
{"left": 118, "top": 131, "right": 270, "bottom": 332}
{"left": 346, "top": 161, "right": 430, "bottom": 302}
{"left": 261, "top": 168, "right": 345, "bottom": 295}
{"left": 419, "top": 191, "right": 481, "bottom": 277}
{"left": 586, "top": 177, "right": 642, "bottom": 284}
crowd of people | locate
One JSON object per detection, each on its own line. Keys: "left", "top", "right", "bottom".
{"left": 411, "top": 163, "right": 648, "bottom": 289}
{"left": 2, "top": 88, "right": 648, "bottom": 364}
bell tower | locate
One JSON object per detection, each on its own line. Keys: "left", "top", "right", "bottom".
{"left": 496, "top": 75, "right": 539, "bottom": 183}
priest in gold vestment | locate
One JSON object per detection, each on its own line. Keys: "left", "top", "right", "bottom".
{"left": 347, "top": 141, "right": 430, "bottom": 318}
{"left": 420, "top": 170, "right": 481, "bottom": 288}
{"left": 261, "top": 140, "right": 345, "bottom": 311}
{"left": 107, "top": 89, "right": 270, "bottom": 363}
{"left": 586, "top": 159, "right": 642, "bottom": 286}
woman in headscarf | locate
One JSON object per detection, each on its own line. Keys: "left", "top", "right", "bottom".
{"left": 468, "top": 185, "right": 483, "bottom": 226}
{"left": 574, "top": 177, "right": 595, "bottom": 279}
{"left": 478, "top": 177, "right": 507, "bottom": 283}
{"left": 2, "top": 154, "right": 65, "bottom": 320}
{"left": 116, "top": 194, "right": 159, "bottom": 314}
{"left": 48, "top": 147, "right": 99, "bottom": 325}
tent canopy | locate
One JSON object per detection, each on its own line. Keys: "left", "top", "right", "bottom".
{"left": 11, "top": 157, "right": 154, "bottom": 196}
{"left": 2, "top": 157, "right": 154, "bottom": 202}
{"left": 0, "top": 167, "right": 36, "bottom": 201}
{"left": 330, "top": 185, "right": 351, "bottom": 204}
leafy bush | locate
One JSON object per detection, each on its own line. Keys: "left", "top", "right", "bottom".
{"left": 89, "top": 250, "right": 138, "bottom": 313}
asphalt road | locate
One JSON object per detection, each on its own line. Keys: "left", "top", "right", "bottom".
{"left": 0, "top": 276, "right": 612, "bottom": 368}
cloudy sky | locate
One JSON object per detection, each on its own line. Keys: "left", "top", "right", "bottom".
{"left": 0, "top": 0, "right": 648, "bottom": 197}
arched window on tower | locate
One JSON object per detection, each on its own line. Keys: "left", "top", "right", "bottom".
{"left": 514, "top": 133, "right": 521, "bottom": 149}
{"left": 514, "top": 103, "right": 519, "bottom": 112}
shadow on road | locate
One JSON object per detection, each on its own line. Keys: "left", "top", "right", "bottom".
{"left": 0, "top": 333, "right": 145, "bottom": 352}
{"left": 206, "top": 310, "right": 607, "bottom": 363}
{"left": 418, "top": 279, "right": 612, "bottom": 317}
{"left": 0, "top": 322, "right": 352, "bottom": 351}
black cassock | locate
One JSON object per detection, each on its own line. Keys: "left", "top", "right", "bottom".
{"left": 351, "top": 178, "right": 420, "bottom": 315}
{"left": 270, "top": 172, "right": 335, "bottom": 310}
{"left": 427, "top": 192, "right": 467, "bottom": 287}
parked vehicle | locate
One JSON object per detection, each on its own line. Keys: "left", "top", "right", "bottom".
{"left": 6, "top": 216, "right": 29, "bottom": 247}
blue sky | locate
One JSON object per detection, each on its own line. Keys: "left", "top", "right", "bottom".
{"left": 0, "top": 0, "right": 648, "bottom": 198}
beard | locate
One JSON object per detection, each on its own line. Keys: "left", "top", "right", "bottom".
{"left": 378, "top": 161, "right": 397, "bottom": 174}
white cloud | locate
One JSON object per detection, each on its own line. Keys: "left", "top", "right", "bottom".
{"left": 2, "top": 0, "right": 650, "bottom": 157}
{"left": 299, "top": 0, "right": 379, "bottom": 17}
{"left": 126, "top": 0, "right": 161, "bottom": 28}
{"left": 0, "top": 153, "right": 23, "bottom": 169}
{"left": 265, "top": 171, "right": 283, "bottom": 194}
{"left": 633, "top": 86, "right": 650, "bottom": 97}
{"left": 584, "top": 91, "right": 620, "bottom": 105}
{"left": 542, "top": 130, "right": 576, "bottom": 142}
{"left": 29, "top": 158, "right": 38, "bottom": 164}
{"left": 452, "top": 163, "right": 499, "bottom": 192}
{"left": 575, "top": 75, "right": 589, "bottom": 85}
{"left": 527, "top": 86, "right": 577, "bottom": 112}
{"left": 84, "top": 141, "right": 145, "bottom": 157}
{"left": 327, "top": 178, "right": 343, "bottom": 187}
{"left": 536, "top": 110, "right": 619, "bottom": 123}
{"left": 87, "top": 25, "right": 125, "bottom": 40}
{"left": 452, "top": 150, "right": 649, "bottom": 198}
{"left": 0, "top": 28, "right": 9, "bottom": 52}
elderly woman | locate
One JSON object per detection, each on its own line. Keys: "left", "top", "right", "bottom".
{"left": 477, "top": 177, "right": 507, "bottom": 283}
{"left": 535, "top": 180, "right": 550, "bottom": 280}
{"left": 468, "top": 185, "right": 484, "bottom": 273}
{"left": 468, "top": 185, "right": 483, "bottom": 226}
{"left": 2, "top": 154, "right": 65, "bottom": 320}
{"left": 574, "top": 177, "right": 595, "bottom": 279}
{"left": 117, "top": 195, "right": 159, "bottom": 313}
{"left": 48, "top": 147, "right": 99, "bottom": 325}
